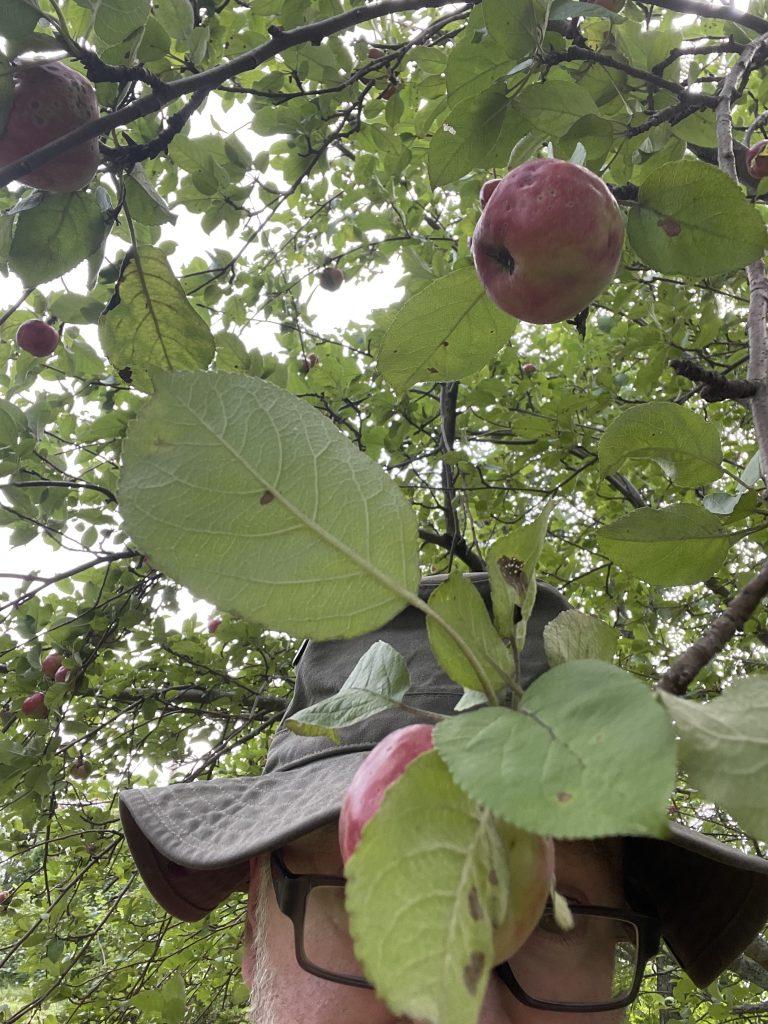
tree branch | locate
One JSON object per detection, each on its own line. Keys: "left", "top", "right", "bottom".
{"left": 657, "top": 560, "right": 768, "bottom": 694}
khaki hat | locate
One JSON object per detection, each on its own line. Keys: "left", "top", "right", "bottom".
{"left": 120, "top": 575, "right": 768, "bottom": 987}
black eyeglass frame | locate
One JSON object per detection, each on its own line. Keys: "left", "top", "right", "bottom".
{"left": 270, "top": 850, "right": 662, "bottom": 1012}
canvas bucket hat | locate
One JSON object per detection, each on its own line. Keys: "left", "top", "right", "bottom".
{"left": 120, "top": 574, "right": 768, "bottom": 988}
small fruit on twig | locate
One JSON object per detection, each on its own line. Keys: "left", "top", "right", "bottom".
{"left": 299, "top": 353, "right": 319, "bottom": 373}
{"left": 472, "top": 158, "right": 624, "bottom": 324}
{"left": 54, "top": 665, "right": 70, "bottom": 683}
{"left": 746, "top": 140, "right": 768, "bottom": 180}
{"left": 41, "top": 652, "right": 63, "bottom": 679}
{"left": 319, "top": 266, "right": 344, "bottom": 292}
{"left": 0, "top": 60, "right": 100, "bottom": 192}
{"left": 207, "top": 616, "right": 222, "bottom": 634}
{"left": 16, "top": 319, "right": 59, "bottom": 357}
{"left": 70, "top": 757, "right": 92, "bottom": 780}
{"left": 521, "top": 363, "right": 537, "bottom": 377}
{"left": 368, "top": 46, "right": 385, "bottom": 59}
{"left": 0, "top": 891, "right": 10, "bottom": 906}
{"left": 22, "top": 692, "right": 48, "bottom": 719}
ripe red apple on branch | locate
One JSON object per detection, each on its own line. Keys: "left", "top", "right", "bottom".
{"left": 21, "top": 692, "right": 48, "bottom": 719}
{"left": 41, "top": 652, "right": 63, "bottom": 679}
{"left": 319, "top": 266, "right": 344, "bottom": 291}
{"left": 746, "top": 140, "right": 768, "bottom": 180}
{"left": 472, "top": 159, "right": 624, "bottom": 324}
{"left": 16, "top": 320, "right": 60, "bottom": 357}
{"left": 339, "top": 724, "right": 555, "bottom": 965}
{"left": 0, "top": 60, "right": 100, "bottom": 192}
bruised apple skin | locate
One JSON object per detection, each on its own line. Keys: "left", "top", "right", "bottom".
{"left": 339, "top": 723, "right": 555, "bottom": 965}
{"left": 472, "top": 159, "right": 624, "bottom": 324}
{"left": 0, "top": 61, "right": 100, "bottom": 192}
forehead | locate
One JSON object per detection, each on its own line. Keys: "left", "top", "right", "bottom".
{"left": 281, "top": 826, "right": 624, "bottom": 904}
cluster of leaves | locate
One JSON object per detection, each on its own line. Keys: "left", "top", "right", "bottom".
{"left": 2, "top": 0, "right": 768, "bottom": 1020}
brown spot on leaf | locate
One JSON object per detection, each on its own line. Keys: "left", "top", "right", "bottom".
{"left": 488, "top": 868, "right": 498, "bottom": 887}
{"left": 557, "top": 791, "right": 573, "bottom": 803}
{"left": 463, "top": 951, "right": 486, "bottom": 995}
{"left": 468, "top": 886, "right": 483, "bottom": 921}
{"left": 657, "top": 216, "right": 681, "bottom": 237}
{"left": 260, "top": 491, "right": 275, "bottom": 505}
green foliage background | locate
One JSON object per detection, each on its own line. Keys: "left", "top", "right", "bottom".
{"left": 1, "top": 0, "right": 768, "bottom": 1020}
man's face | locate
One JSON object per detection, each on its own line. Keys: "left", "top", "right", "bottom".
{"left": 244, "top": 825, "right": 628, "bottom": 1024}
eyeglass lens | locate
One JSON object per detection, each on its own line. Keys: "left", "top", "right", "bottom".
{"left": 300, "top": 883, "right": 641, "bottom": 1008}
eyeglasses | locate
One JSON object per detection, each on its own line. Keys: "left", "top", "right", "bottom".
{"left": 270, "top": 851, "right": 662, "bottom": 1013}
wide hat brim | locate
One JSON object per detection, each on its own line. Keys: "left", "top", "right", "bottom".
{"left": 120, "top": 576, "right": 768, "bottom": 988}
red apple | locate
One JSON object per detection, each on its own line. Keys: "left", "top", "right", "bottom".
{"left": 480, "top": 178, "right": 501, "bottom": 209}
{"left": 521, "top": 362, "right": 537, "bottom": 377}
{"left": 339, "top": 724, "right": 555, "bottom": 966}
{"left": 0, "top": 60, "right": 100, "bottom": 192}
{"left": 16, "top": 319, "right": 59, "bottom": 357}
{"left": 472, "top": 158, "right": 624, "bottom": 324}
{"left": 54, "top": 665, "right": 69, "bottom": 683}
{"left": 339, "top": 723, "right": 435, "bottom": 862}
{"left": 22, "top": 692, "right": 48, "bottom": 719}
{"left": 41, "top": 652, "right": 63, "bottom": 679}
{"left": 319, "top": 266, "right": 344, "bottom": 291}
{"left": 299, "top": 352, "right": 319, "bottom": 373}
{"left": 746, "top": 140, "right": 768, "bottom": 180}
{"left": 207, "top": 616, "right": 222, "bottom": 634}
{"left": 0, "top": 891, "right": 10, "bottom": 905}
{"left": 368, "top": 46, "right": 385, "bottom": 59}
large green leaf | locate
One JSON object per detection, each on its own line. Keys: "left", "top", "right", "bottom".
{"left": 482, "top": 0, "right": 550, "bottom": 62}
{"left": 426, "top": 573, "right": 514, "bottom": 694}
{"left": 597, "top": 505, "right": 731, "bottom": 585}
{"left": 627, "top": 160, "right": 766, "bottom": 276}
{"left": 345, "top": 749, "right": 541, "bottom": 1024}
{"left": 119, "top": 370, "right": 420, "bottom": 639}
{"left": 94, "top": 0, "right": 150, "bottom": 43}
{"left": 99, "top": 247, "right": 215, "bottom": 392}
{"left": 428, "top": 86, "right": 509, "bottom": 188}
{"left": 515, "top": 79, "right": 599, "bottom": 136}
{"left": 8, "top": 193, "right": 108, "bottom": 288}
{"left": 435, "top": 660, "right": 676, "bottom": 838}
{"left": 543, "top": 610, "right": 618, "bottom": 667}
{"left": 599, "top": 402, "right": 723, "bottom": 488}
{"left": 0, "top": 0, "right": 40, "bottom": 40}
{"left": 660, "top": 679, "right": 768, "bottom": 842}
{"left": 376, "top": 267, "right": 513, "bottom": 392}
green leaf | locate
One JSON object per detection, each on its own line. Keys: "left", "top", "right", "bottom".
{"left": 154, "top": 0, "right": 194, "bottom": 43}
{"left": 376, "top": 267, "right": 513, "bottom": 392}
{"left": 287, "top": 641, "right": 414, "bottom": 741}
{"left": 124, "top": 166, "right": 177, "bottom": 226}
{"left": 99, "top": 247, "right": 214, "bottom": 392}
{"left": 426, "top": 573, "right": 514, "bottom": 694}
{"left": 345, "top": 749, "right": 535, "bottom": 1024}
{"left": 515, "top": 80, "right": 599, "bottom": 137}
{"left": 627, "top": 160, "right": 766, "bottom": 276}
{"left": 598, "top": 401, "right": 723, "bottom": 487}
{"left": 660, "top": 679, "right": 768, "bottom": 842}
{"left": 597, "top": 505, "right": 731, "bottom": 586}
{"left": 94, "top": 0, "right": 151, "bottom": 44}
{"left": 482, "top": 0, "right": 550, "bottom": 62}
{"left": 0, "top": 0, "right": 40, "bottom": 40}
{"left": 8, "top": 192, "right": 108, "bottom": 288}
{"left": 487, "top": 502, "right": 552, "bottom": 643}
{"left": 435, "top": 661, "right": 676, "bottom": 838}
{"left": 543, "top": 610, "right": 618, "bottom": 666}
{"left": 160, "top": 971, "right": 186, "bottom": 1024}
{"left": 119, "top": 370, "right": 420, "bottom": 640}
{"left": 428, "top": 86, "right": 508, "bottom": 187}
{"left": 0, "top": 397, "right": 29, "bottom": 449}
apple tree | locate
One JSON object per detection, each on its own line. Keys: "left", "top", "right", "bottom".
{"left": 2, "top": 0, "right": 768, "bottom": 1021}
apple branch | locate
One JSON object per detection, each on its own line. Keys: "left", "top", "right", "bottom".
{"left": 649, "top": 0, "right": 768, "bottom": 35}
{"left": 0, "top": 0, "right": 477, "bottom": 190}
{"left": 657, "top": 560, "right": 768, "bottom": 694}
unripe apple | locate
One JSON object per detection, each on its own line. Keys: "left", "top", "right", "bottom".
{"left": 207, "top": 616, "right": 222, "bottom": 634}
{"left": 521, "top": 362, "right": 537, "bottom": 377}
{"left": 746, "top": 140, "right": 768, "bottom": 180}
{"left": 319, "top": 266, "right": 344, "bottom": 291}
{"left": 41, "top": 652, "right": 63, "bottom": 679}
{"left": 16, "top": 319, "right": 59, "bottom": 357}
{"left": 472, "top": 158, "right": 624, "bottom": 324}
{"left": 480, "top": 178, "right": 501, "bottom": 209}
{"left": 22, "top": 692, "right": 48, "bottom": 719}
{"left": 339, "top": 723, "right": 434, "bottom": 862}
{"left": 0, "top": 60, "right": 100, "bottom": 192}
{"left": 70, "top": 757, "right": 92, "bottom": 780}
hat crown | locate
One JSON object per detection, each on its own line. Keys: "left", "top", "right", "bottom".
{"left": 265, "top": 573, "right": 570, "bottom": 774}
